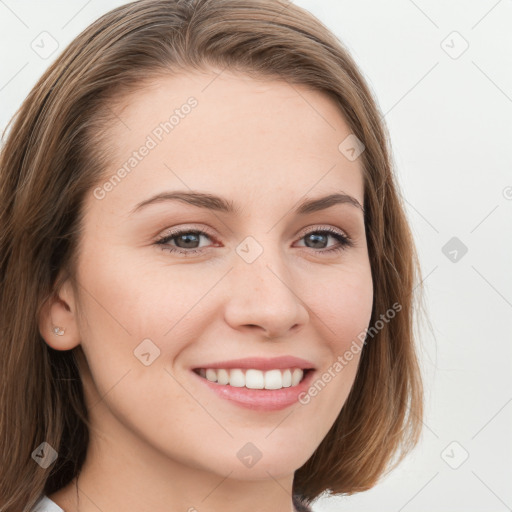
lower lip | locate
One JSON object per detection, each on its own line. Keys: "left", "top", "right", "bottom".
{"left": 191, "top": 369, "right": 316, "bottom": 411}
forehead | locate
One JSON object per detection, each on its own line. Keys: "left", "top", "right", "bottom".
{"left": 92, "top": 69, "right": 365, "bottom": 215}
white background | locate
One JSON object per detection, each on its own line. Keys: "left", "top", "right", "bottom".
{"left": 1, "top": 1, "right": 511, "bottom": 510}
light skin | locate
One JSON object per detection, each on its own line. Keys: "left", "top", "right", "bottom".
{"left": 39, "top": 68, "right": 373, "bottom": 512}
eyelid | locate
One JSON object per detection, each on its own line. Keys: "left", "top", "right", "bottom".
{"left": 156, "top": 223, "right": 215, "bottom": 238}
{"left": 296, "top": 223, "right": 350, "bottom": 239}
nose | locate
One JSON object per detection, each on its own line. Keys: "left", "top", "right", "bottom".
{"left": 223, "top": 249, "right": 309, "bottom": 340}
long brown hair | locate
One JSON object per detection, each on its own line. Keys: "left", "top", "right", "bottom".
{"left": 0, "top": 0, "right": 425, "bottom": 509}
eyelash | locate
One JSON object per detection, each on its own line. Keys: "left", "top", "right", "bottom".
{"left": 154, "top": 226, "right": 354, "bottom": 257}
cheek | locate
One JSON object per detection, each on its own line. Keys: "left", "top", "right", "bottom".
{"left": 296, "top": 263, "right": 373, "bottom": 416}
{"left": 74, "top": 254, "right": 199, "bottom": 433}
{"left": 73, "top": 247, "right": 218, "bottom": 406}
{"left": 76, "top": 240, "right": 197, "bottom": 337}
{"left": 314, "top": 262, "right": 374, "bottom": 347}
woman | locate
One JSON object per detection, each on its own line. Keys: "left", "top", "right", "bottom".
{"left": 0, "top": 1, "right": 424, "bottom": 511}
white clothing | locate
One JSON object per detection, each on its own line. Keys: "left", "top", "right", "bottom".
{"left": 32, "top": 495, "right": 64, "bottom": 512}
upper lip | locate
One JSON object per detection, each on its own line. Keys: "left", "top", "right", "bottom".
{"left": 193, "top": 356, "right": 316, "bottom": 371}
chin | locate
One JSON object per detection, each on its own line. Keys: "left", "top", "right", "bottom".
{"left": 205, "top": 445, "right": 313, "bottom": 481}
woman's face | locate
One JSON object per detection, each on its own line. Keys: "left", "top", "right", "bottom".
{"left": 59, "top": 69, "right": 373, "bottom": 482}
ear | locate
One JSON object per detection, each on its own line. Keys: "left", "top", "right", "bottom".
{"left": 39, "top": 276, "right": 81, "bottom": 351}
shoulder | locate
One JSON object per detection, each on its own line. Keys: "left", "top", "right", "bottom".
{"left": 31, "top": 495, "right": 65, "bottom": 512}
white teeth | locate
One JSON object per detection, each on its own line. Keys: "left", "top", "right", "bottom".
{"left": 229, "top": 369, "right": 245, "bottom": 387}
{"left": 197, "top": 367, "right": 306, "bottom": 389}
{"left": 291, "top": 368, "right": 303, "bottom": 386}
{"left": 264, "top": 369, "right": 284, "bottom": 389}
{"left": 205, "top": 369, "right": 217, "bottom": 382}
{"left": 217, "top": 369, "right": 229, "bottom": 385}
{"left": 282, "top": 369, "right": 292, "bottom": 388}
{"left": 245, "top": 369, "right": 265, "bottom": 389}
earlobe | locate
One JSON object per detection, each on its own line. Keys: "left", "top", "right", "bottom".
{"left": 38, "top": 279, "right": 81, "bottom": 351}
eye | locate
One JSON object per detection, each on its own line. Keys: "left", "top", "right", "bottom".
{"left": 155, "top": 228, "right": 215, "bottom": 256}
{"left": 154, "top": 226, "right": 353, "bottom": 256}
{"left": 295, "top": 227, "right": 354, "bottom": 254}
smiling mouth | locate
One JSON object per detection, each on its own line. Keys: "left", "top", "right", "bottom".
{"left": 193, "top": 367, "right": 313, "bottom": 390}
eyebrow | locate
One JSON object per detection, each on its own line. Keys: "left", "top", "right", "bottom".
{"left": 129, "top": 190, "right": 364, "bottom": 216}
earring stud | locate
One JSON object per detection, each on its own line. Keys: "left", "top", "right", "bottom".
{"left": 52, "top": 326, "right": 65, "bottom": 336}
